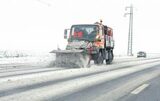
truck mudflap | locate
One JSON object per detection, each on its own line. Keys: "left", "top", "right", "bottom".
{"left": 50, "top": 50, "right": 90, "bottom": 68}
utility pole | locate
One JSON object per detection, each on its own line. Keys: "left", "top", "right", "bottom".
{"left": 125, "top": 4, "right": 133, "bottom": 56}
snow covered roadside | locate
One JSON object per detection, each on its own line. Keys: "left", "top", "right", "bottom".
{"left": 1, "top": 57, "right": 160, "bottom": 83}
{"left": 0, "top": 53, "right": 56, "bottom": 69}
{"left": 0, "top": 59, "right": 160, "bottom": 101}
{"left": 0, "top": 52, "right": 159, "bottom": 70}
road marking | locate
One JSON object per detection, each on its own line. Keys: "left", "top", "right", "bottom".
{"left": 131, "top": 84, "right": 149, "bottom": 94}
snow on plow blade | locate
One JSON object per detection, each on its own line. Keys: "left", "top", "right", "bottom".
{"left": 50, "top": 50, "right": 90, "bottom": 68}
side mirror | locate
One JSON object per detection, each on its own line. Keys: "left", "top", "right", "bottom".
{"left": 64, "top": 29, "right": 68, "bottom": 39}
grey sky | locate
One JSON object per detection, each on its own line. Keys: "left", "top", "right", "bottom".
{"left": 0, "top": 0, "right": 159, "bottom": 54}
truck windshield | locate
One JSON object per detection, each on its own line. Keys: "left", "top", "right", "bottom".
{"left": 70, "top": 25, "right": 99, "bottom": 41}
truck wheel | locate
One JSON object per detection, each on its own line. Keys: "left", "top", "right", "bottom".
{"left": 94, "top": 52, "right": 103, "bottom": 64}
{"left": 106, "top": 50, "right": 113, "bottom": 64}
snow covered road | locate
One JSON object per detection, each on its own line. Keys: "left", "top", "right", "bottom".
{"left": 0, "top": 56, "right": 160, "bottom": 101}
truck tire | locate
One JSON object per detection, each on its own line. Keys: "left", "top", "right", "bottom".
{"left": 106, "top": 50, "right": 113, "bottom": 64}
{"left": 94, "top": 52, "right": 104, "bottom": 64}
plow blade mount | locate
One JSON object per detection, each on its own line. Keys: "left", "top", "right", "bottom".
{"left": 51, "top": 50, "right": 90, "bottom": 68}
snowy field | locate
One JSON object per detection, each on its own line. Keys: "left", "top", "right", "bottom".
{"left": 0, "top": 53, "right": 55, "bottom": 68}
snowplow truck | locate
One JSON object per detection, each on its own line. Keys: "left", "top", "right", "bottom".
{"left": 51, "top": 21, "right": 114, "bottom": 67}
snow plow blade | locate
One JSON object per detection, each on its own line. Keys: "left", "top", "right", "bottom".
{"left": 50, "top": 50, "right": 90, "bottom": 68}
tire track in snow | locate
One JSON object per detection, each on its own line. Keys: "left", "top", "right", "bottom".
{"left": 51, "top": 65, "right": 160, "bottom": 101}
{"left": 0, "top": 60, "right": 160, "bottom": 100}
{"left": 0, "top": 63, "right": 158, "bottom": 99}
{"left": 113, "top": 56, "right": 160, "bottom": 64}
{"left": 0, "top": 58, "right": 160, "bottom": 82}
{"left": 0, "top": 61, "right": 160, "bottom": 101}
{"left": 0, "top": 68, "right": 65, "bottom": 78}
{"left": 0, "top": 67, "right": 53, "bottom": 73}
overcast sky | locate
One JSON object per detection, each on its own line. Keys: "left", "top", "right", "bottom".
{"left": 0, "top": 0, "right": 160, "bottom": 55}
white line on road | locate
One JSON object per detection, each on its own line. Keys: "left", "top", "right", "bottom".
{"left": 131, "top": 84, "right": 149, "bottom": 94}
